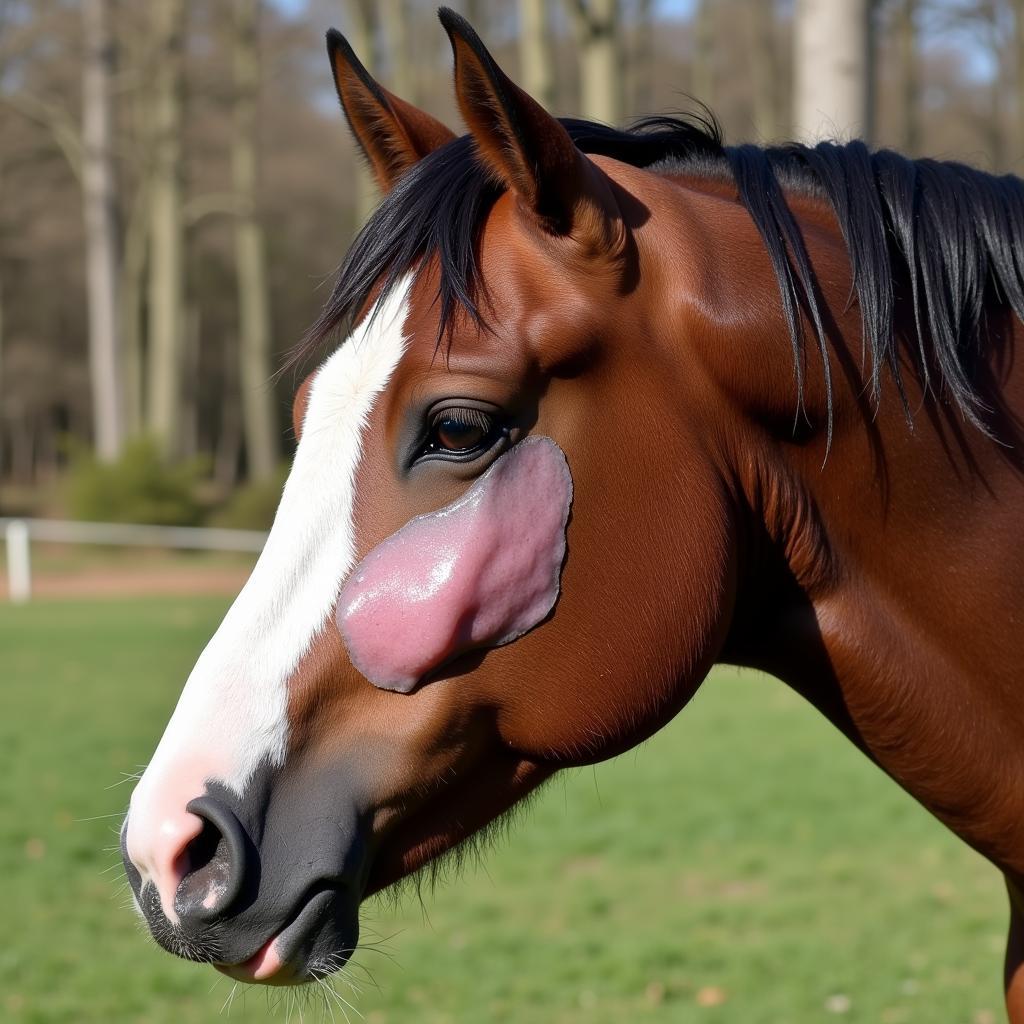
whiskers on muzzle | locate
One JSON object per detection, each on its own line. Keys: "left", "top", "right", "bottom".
{"left": 136, "top": 882, "right": 226, "bottom": 965}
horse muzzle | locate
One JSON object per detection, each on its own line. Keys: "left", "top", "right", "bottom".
{"left": 120, "top": 764, "right": 368, "bottom": 985}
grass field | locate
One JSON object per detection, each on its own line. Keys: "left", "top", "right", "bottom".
{"left": 0, "top": 597, "right": 1008, "bottom": 1024}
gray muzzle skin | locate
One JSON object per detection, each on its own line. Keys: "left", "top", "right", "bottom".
{"left": 121, "top": 757, "right": 370, "bottom": 980}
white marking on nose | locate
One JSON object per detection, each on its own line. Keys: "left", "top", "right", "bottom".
{"left": 202, "top": 883, "right": 226, "bottom": 911}
{"left": 125, "top": 278, "right": 413, "bottom": 922}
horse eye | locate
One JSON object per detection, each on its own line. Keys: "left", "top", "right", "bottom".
{"left": 436, "top": 418, "right": 485, "bottom": 451}
{"left": 426, "top": 408, "right": 495, "bottom": 455}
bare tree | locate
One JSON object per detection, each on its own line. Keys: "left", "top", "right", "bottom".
{"left": 119, "top": 180, "right": 148, "bottom": 439}
{"left": 565, "top": 0, "right": 622, "bottom": 124}
{"left": 3, "top": 1, "right": 129, "bottom": 461}
{"left": 232, "top": 0, "right": 278, "bottom": 481}
{"left": 380, "top": 0, "right": 415, "bottom": 102}
{"left": 895, "top": 0, "right": 921, "bottom": 154}
{"left": 750, "top": 0, "right": 780, "bottom": 141}
{"left": 794, "top": 0, "right": 873, "bottom": 142}
{"left": 0, "top": 161, "right": 4, "bottom": 462}
{"left": 976, "top": 0, "right": 1007, "bottom": 169}
{"left": 81, "top": 0, "right": 125, "bottom": 461}
{"left": 519, "top": 0, "right": 555, "bottom": 110}
{"left": 350, "top": 0, "right": 381, "bottom": 224}
{"left": 928, "top": 0, "right": 1010, "bottom": 168}
{"left": 0, "top": 93, "right": 82, "bottom": 183}
{"left": 145, "top": 0, "right": 186, "bottom": 457}
{"left": 118, "top": 16, "right": 156, "bottom": 441}
{"left": 630, "top": 0, "right": 654, "bottom": 115}
{"left": 691, "top": 0, "right": 715, "bottom": 110}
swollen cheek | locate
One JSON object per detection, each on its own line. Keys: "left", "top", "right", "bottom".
{"left": 336, "top": 437, "right": 573, "bottom": 692}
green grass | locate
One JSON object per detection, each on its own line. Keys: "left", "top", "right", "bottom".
{"left": 0, "top": 598, "right": 1007, "bottom": 1024}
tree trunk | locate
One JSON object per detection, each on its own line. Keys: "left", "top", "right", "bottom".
{"left": 794, "top": 0, "right": 872, "bottom": 143}
{"left": 119, "top": 21, "right": 153, "bottom": 442}
{"left": 630, "top": 0, "right": 654, "bottom": 115}
{"left": 979, "top": 0, "right": 1007, "bottom": 171}
{"left": 896, "top": 0, "right": 920, "bottom": 155}
{"left": 81, "top": 0, "right": 125, "bottom": 461}
{"left": 10, "top": 417, "right": 34, "bottom": 484}
{"left": 519, "top": 0, "right": 555, "bottom": 111}
{"left": 232, "top": 0, "right": 278, "bottom": 481}
{"left": 0, "top": 158, "right": 5, "bottom": 481}
{"left": 120, "top": 184, "right": 148, "bottom": 438}
{"left": 180, "top": 302, "right": 200, "bottom": 458}
{"left": 379, "top": 0, "right": 415, "bottom": 102}
{"left": 0, "top": 279, "right": 4, "bottom": 483}
{"left": 691, "top": 0, "right": 715, "bottom": 111}
{"left": 566, "top": 0, "right": 621, "bottom": 125}
{"left": 750, "top": 0, "right": 779, "bottom": 141}
{"left": 145, "top": 0, "right": 186, "bottom": 457}
{"left": 215, "top": 330, "right": 242, "bottom": 490}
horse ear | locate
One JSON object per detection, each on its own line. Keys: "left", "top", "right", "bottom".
{"left": 326, "top": 28, "right": 456, "bottom": 193}
{"left": 438, "top": 8, "right": 619, "bottom": 247}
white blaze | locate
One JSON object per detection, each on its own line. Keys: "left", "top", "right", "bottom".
{"left": 125, "top": 279, "right": 411, "bottom": 918}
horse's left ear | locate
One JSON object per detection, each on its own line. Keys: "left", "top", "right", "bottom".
{"left": 438, "top": 8, "right": 622, "bottom": 252}
{"left": 327, "top": 28, "right": 456, "bottom": 193}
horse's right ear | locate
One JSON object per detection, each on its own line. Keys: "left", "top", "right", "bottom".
{"left": 438, "top": 9, "right": 622, "bottom": 255}
{"left": 326, "top": 29, "right": 456, "bottom": 193}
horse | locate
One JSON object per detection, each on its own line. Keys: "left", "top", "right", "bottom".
{"left": 121, "top": 8, "right": 1024, "bottom": 1017}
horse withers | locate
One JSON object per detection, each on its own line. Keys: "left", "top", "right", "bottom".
{"left": 121, "top": 9, "right": 1024, "bottom": 1016}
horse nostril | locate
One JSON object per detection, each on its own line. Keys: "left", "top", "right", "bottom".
{"left": 177, "top": 795, "right": 249, "bottom": 921}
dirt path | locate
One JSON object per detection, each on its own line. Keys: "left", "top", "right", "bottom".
{"left": 1, "top": 564, "right": 251, "bottom": 600}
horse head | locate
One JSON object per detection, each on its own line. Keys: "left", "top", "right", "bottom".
{"left": 121, "top": 11, "right": 739, "bottom": 984}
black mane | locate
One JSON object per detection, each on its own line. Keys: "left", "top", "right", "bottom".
{"left": 303, "top": 114, "right": 1024, "bottom": 440}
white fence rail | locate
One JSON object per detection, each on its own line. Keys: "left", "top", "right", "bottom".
{"left": 1, "top": 517, "right": 267, "bottom": 604}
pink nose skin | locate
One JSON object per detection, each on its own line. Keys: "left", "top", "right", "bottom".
{"left": 125, "top": 804, "right": 204, "bottom": 926}
{"left": 126, "top": 758, "right": 219, "bottom": 925}
{"left": 337, "top": 435, "right": 573, "bottom": 692}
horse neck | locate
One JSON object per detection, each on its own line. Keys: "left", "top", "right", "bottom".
{"left": 691, "top": 185, "right": 1024, "bottom": 872}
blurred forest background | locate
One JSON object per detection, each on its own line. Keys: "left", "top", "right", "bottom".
{"left": 1, "top": 0, "right": 1023, "bottom": 530}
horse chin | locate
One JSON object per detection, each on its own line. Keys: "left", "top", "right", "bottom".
{"left": 213, "top": 889, "right": 357, "bottom": 987}
{"left": 129, "top": 881, "right": 358, "bottom": 987}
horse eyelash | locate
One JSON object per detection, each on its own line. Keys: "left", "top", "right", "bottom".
{"left": 428, "top": 406, "right": 494, "bottom": 431}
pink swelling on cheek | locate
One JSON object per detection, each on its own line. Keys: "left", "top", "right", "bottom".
{"left": 337, "top": 436, "right": 573, "bottom": 692}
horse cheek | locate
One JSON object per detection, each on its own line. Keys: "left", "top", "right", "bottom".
{"left": 336, "top": 437, "right": 573, "bottom": 692}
